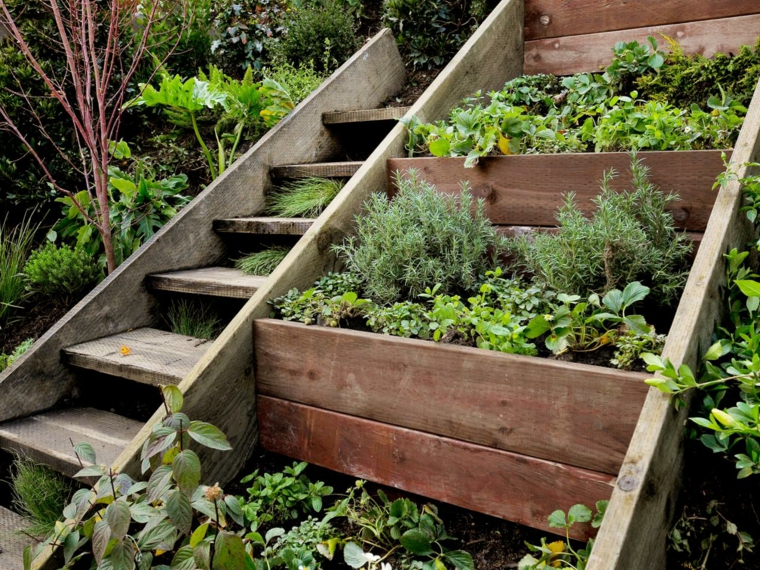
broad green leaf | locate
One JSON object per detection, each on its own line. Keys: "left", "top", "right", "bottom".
{"left": 167, "top": 489, "right": 193, "bottom": 534}
{"left": 213, "top": 532, "right": 247, "bottom": 570}
{"left": 703, "top": 341, "right": 727, "bottom": 361}
{"left": 188, "top": 421, "right": 232, "bottom": 450}
{"left": 162, "top": 385, "right": 184, "bottom": 414}
{"left": 265, "top": 527, "right": 285, "bottom": 543}
{"left": 443, "top": 550, "right": 475, "bottom": 570}
{"left": 74, "top": 442, "right": 97, "bottom": 464}
{"left": 74, "top": 465, "right": 106, "bottom": 478}
{"left": 621, "top": 281, "right": 649, "bottom": 307}
{"left": 106, "top": 539, "right": 134, "bottom": 570}
{"left": 525, "top": 315, "right": 551, "bottom": 339}
{"left": 92, "top": 518, "right": 111, "bottom": 563}
{"left": 147, "top": 465, "right": 174, "bottom": 503}
{"left": 400, "top": 529, "right": 434, "bottom": 556}
{"left": 736, "top": 280, "right": 760, "bottom": 298}
{"left": 568, "top": 504, "right": 592, "bottom": 524}
{"left": 190, "top": 523, "right": 209, "bottom": 548}
{"left": 173, "top": 450, "right": 202, "bottom": 495}
{"left": 343, "top": 542, "right": 369, "bottom": 569}
{"left": 106, "top": 500, "right": 131, "bottom": 540}
{"left": 429, "top": 138, "right": 451, "bottom": 157}
{"left": 171, "top": 545, "right": 196, "bottom": 570}
{"left": 547, "top": 509, "right": 566, "bottom": 529}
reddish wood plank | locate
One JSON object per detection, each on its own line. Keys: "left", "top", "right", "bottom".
{"left": 258, "top": 397, "right": 614, "bottom": 540}
{"left": 524, "top": 14, "right": 760, "bottom": 75}
{"left": 254, "top": 319, "right": 648, "bottom": 474}
{"left": 525, "top": 0, "right": 760, "bottom": 41}
{"left": 387, "top": 151, "right": 727, "bottom": 231}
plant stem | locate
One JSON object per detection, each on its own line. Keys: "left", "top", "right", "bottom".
{"left": 210, "top": 498, "right": 220, "bottom": 570}
{"left": 190, "top": 111, "right": 218, "bottom": 179}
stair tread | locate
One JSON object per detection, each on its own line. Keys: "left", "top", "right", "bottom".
{"left": 148, "top": 267, "right": 267, "bottom": 299}
{"left": 0, "top": 506, "right": 34, "bottom": 570}
{"left": 270, "top": 161, "right": 362, "bottom": 179}
{"left": 64, "top": 327, "right": 212, "bottom": 385}
{"left": 0, "top": 408, "right": 143, "bottom": 477}
{"left": 214, "top": 217, "right": 316, "bottom": 235}
{"left": 323, "top": 106, "right": 411, "bottom": 125}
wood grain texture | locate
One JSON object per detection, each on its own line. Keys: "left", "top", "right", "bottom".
{"left": 64, "top": 328, "right": 211, "bottom": 386}
{"left": 2, "top": 32, "right": 406, "bottom": 504}
{"left": 270, "top": 161, "right": 363, "bottom": 179}
{"left": 259, "top": 397, "right": 614, "bottom": 540}
{"left": 147, "top": 267, "right": 267, "bottom": 298}
{"left": 525, "top": 0, "right": 760, "bottom": 40}
{"left": 0, "top": 408, "right": 142, "bottom": 477}
{"left": 213, "top": 217, "right": 315, "bottom": 235}
{"left": 0, "top": 506, "right": 35, "bottom": 570}
{"left": 323, "top": 106, "right": 411, "bottom": 124}
{"left": 525, "top": 14, "right": 760, "bottom": 75}
{"left": 388, "top": 151, "right": 727, "bottom": 231}
{"left": 105, "top": 0, "right": 523, "bottom": 494}
{"left": 587, "top": 81, "right": 760, "bottom": 570}
{"left": 254, "top": 319, "right": 648, "bottom": 474}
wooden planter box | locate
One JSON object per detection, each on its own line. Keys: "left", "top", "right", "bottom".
{"left": 253, "top": 148, "right": 729, "bottom": 540}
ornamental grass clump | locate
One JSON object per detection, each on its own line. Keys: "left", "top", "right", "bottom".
{"left": 11, "top": 457, "right": 71, "bottom": 538}
{"left": 267, "top": 177, "right": 344, "bottom": 218}
{"left": 334, "top": 169, "right": 503, "bottom": 304}
{"left": 508, "top": 156, "right": 691, "bottom": 305}
{"left": 236, "top": 246, "right": 291, "bottom": 275}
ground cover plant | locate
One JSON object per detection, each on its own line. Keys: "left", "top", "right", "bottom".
{"left": 23, "top": 385, "right": 474, "bottom": 570}
{"left": 403, "top": 37, "right": 759, "bottom": 166}
{"left": 271, "top": 160, "right": 682, "bottom": 370}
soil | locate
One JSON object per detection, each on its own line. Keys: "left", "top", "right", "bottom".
{"left": 385, "top": 67, "right": 443, "bottom": 108}
{"left": 667, "top": 439, "right": 760, "bottom": 569}
{"left": 231, "top": 450, "right": 550, "bottom": 569}
{"left": 0, "top": 298, "right": 72, "bottom": 356}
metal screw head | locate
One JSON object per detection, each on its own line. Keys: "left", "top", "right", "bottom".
{"left": 540, "top": 14, "right": 551, "bottom": 25}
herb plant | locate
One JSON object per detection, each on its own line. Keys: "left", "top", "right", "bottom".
{"left": 334, "top": 169, "right": 502, "bottom": 304}
{"left": 507, "top": 156, "right": 691, "bottom": 303}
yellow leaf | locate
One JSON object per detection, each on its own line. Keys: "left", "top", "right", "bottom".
{"left": 120, "top": 345, "right": 131, "bottom": 356}
{"left": 712, "top": 408, "right": 738, "bottom": 428}
{"left": 498, "top": 133, "right": 512, "bottom": 155}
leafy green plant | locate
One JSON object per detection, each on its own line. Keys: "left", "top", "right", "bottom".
{"left": 519, "top": 501, "right": 607, "bottom": 570}
{"left": 53, "top": 141, "right": 190, "bottom": 268}
{"left": 611, "top": 329, "right": 666, "bottom": 370}
{"left": 11, "top": 457, "right": 72, "bottom": 538}
{"left": 604, "top": 36, "right": 665, "bottom": 88}
{"left": 334, "top": 169, "right": 502, "bottom": 304}
{"left": 273, "top": 0, "right": 359, "bottom": 73}
{"left": 267, "top": 177, "right": 345, "bottom": 218}
{"left": 24, "top": 385, "right": 237, "bottom": 570}
{"left": 166, "top": 299, "right": 221, "bottom": 340}
{"left": 0, "top": 214, "right": 38, "bottom": 326}
{"left": 383, "top": 0, "right": 495, "bottom": 69}
{"left": 0, "top": 337, "right": 34, "bottom": 373}
{"left": 236, "top": 246, "right": 291, "bottom": 276}
{"left": 508, "top": 157, "right": 691, "bottom": 303}
{"left": 241, "top": 461, "right": 334, "bottom": 529}
{"left": 24, "top": 243, "right": 100, "bottom": 303}
{"left": 329, "top": 481, "right": 474, "bottom": 570}
{"left": 263, "top": 60, "right": 326, "bottom": 105}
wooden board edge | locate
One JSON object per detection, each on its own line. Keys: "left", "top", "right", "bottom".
{"left": 258, "top": 396, "right": 614, "bottom": 541}
{"left": 586, "top": 79, "right": 760, "bottom": 570}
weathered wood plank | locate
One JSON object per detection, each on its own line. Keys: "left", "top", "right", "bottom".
{"left": 254, "top": 319, "right": 648, "bottom": 475}
{"left": 587, "top": 81, "right": 760, "bottom": 570}
{"left": 388, "top": 151, "right": 727, "bottom": 231}
{"left": 0, "top": 506, "right": 35, "bottom": 570}
{"left": 270, "top": 161, "right": 363, "bottom": 179}
{"left": 525, "top": 14, "right": 760, "bottom": 75}
{"left": 213, "top": 217, "right": 315, "bottom": 235}
{"left": 259, "top": 396, "right": 614, "bottom": 541}
{"left": 0, "top": 408, "right": 142, "bottom": 477}
{"left": 147, "top": 267, "right": 267, "bottom": 299}
{"left": 525, "top": 0, "right": 760, "bottom": 41}
{"left": 323, "top": 106, "right": 411, "bottom": 125}
{"left": 63, "top": 328, "right": 211, "bottom": 386}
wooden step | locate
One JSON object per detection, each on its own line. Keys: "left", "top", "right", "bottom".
{"left": 147, "top": 267, "right": 267, "bottom": 299}
{"left": 0, "top": 506, "right": 34, "bottom": 570}
{"left": 64, "top": 328, "right": 211, "bottom": 386}
{"left": 214, "top": 217, "right": 315, "bottom": 235}
{"left": 323, "top": 106, "right": 410, "bottom": 125}
{"left": 0, "top": 408, "right": 142, "bottom": 477}
{"left": 270, "top": 161, "right": 362, "bottom": 179}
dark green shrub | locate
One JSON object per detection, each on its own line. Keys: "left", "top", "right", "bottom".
{"left": 273, "top": 0, "right": 359, "bottom": 73}
{"left": 24, "top": 243, "right": 101, "bottom": 302}
{"left": 508, "top": 156, "right": 691, "bottom": 304}
{"left": 383, "top": 0, "right": 496, "bottom": 68}
{"left": 211, "top": 0, "right": 291, "bottom": 74}
{"left": 334, "top": 169, "right": 502, "bottom": 304}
